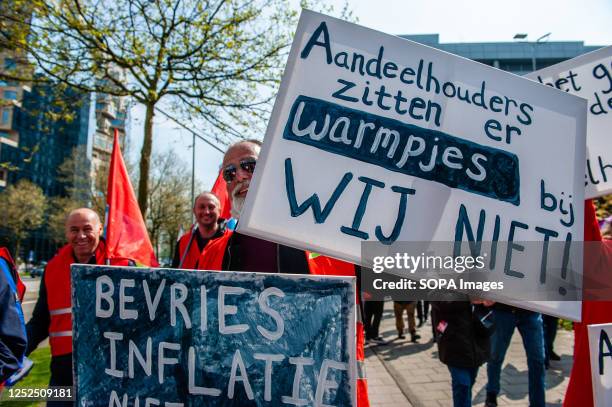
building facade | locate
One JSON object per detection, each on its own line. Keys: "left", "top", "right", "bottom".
{"left": 0, "top": 75, "right": 128, "bottom": 261}
{"left": 0, "top": 0, "right": 129, "bottom": 260}
{"left": 93, "top": 92, "right": 128, "bottom": 172}
{"left": 400, "top": 34, "right": 602, "bottom": 75}
{"left": 0, "top": 51, "right": 31, "bottom": 187}
{"left": 0, "top": 84, "right": 92, "bottom": 260}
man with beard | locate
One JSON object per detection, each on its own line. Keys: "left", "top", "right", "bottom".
{"left": 171, "top": 192, "right": 226, "bottom": 269}
{"left": 198, "top": 140, "right": 371, "bottom": 406}
{"left": 198, "top": 140, "right": 310, "bottom": 273}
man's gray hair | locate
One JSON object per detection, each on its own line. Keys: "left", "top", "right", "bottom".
{"left": 225, "top": 139, "right": 262, "bottom": 153}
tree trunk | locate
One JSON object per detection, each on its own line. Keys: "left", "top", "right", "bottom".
{"left": 154, "top": 234, "right": 159, "bottom": 259}
{"left": 168, "top": 232, "right": 178, "bottom": 260}
{"left": 14, "top": 239, "right": 21, "bottom": 264}
{"left": 138, "top": 103, "right": 155, "bottom": 216}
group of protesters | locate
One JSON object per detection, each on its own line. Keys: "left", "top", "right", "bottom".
{"left": 364, "top": 300, "right": 427, "bottom": 344}
{"left": 0, "top": 137, "right": 608, "bottom": 407}
{"left": 0, "top": 139, "right": 366, "bottom": 406}
{"left": 362, "top": 284, "right": 557, "bottom": 407}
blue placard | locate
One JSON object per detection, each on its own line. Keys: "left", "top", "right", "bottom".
{"left": 71, "top": 265, "right": 356, "bottom": 407}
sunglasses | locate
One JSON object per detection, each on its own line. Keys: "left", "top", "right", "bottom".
{"left": 222, "top": 158, "right": 257, "bottom": 183}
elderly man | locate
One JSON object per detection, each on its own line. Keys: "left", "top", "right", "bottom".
{"left": 198, "top": 139, "right": 310, "bottom": 273}
{"left": 26, "top": 208, "right": 106, "bottom": 398}
{"left": 171, "top": 192, "right": 226, "bottom": 269}
{"left": 199, "top": 140, "right": 371, "bottom": 406}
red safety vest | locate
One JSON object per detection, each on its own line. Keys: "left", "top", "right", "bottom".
{"left": 176, "top": 229, "right": 203, "bottom": 269}
{"left": 197, "top": 230, "right": 234, "bottom": 271}
{"left": 0, "top": 247, "right": 25, "bottom": 301}
{"left": 45, "top": 241, "right": 130, "bottom": 356}
{"left": 198, "top": 238, "right": 370, "bottom": 406}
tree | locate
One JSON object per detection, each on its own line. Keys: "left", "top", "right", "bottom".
{"left": 56, "top": 146, "right": 95, "bottom": 200}
{"left": 55, "top": 145, "right": 111, "bottom": 215}
{"left": 146, "top": 148, "right": 192, "bottom": 260}
{"left": 47, "top": 144, "right": 141, "bottom": 243}
{"left": 595, "top": 194, "right": 612, "bottom": 221}
{"left": 0, "top": 179, "right": 47, "bottom": 260}
{"left": 1, "top": 0, "right": 342, "bottom": 216}
{"left": 47, "top": 196, "right": 82, "bottom": 244}
{"left": 47, "top": 146, "right": 104, "bottom": 244}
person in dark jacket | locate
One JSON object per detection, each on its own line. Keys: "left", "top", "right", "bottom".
{"left": 198, "top": 139, "right": 310, "bottom": 274}
{"left": 432, "top": 299, "right": 493, "bottom": 407}
{"left": 0, "top": 249, "right": 27, "bottom": 384}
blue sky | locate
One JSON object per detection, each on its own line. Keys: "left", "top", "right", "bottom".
{"left": 127, "top": 0, "right": 612, "bottom": 190}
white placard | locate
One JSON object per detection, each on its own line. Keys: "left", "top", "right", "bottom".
{"left": 527, "top": 46, "right": 612, "bottom": 199}
{"left": 588, "top": 323, "right": 612, "bottom": 407}
{"left": 525, "top": 301, "right": 581, "bottom": 322}
{"left": 239, "top": 10, "right": 586, "bottom": 319}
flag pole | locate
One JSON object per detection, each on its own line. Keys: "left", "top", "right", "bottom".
{"left": 191, "top": 133, "right": 196, "bottom": 223}
{"left": 178, "top": 224, "right": 198, "bottom": 269}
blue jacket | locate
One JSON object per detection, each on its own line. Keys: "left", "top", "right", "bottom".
{"left": 0, "top": 257, "right": 27, "bottom": 382}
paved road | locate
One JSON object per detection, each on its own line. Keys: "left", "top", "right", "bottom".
{"left": 365, "top": 302, "right": 573, "bottom": 406}
{"left": 365, "top": 346, "right": 413, "bottom": 406}
{"left": 19, "top": 274, "right": 48, "bottom": 347}
{"left": 20, "top": 275, "right": 41, "bottom": 321}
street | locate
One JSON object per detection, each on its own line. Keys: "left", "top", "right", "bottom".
{"left": 20, "top": 275, "right": 40, "bottom": 321}
{"left": 19, "top": 274, "right": 48, "bottom": 347}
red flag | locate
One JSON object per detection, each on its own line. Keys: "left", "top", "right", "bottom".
{"left": 211, "top": 169, "right": 231, "bottom": 219}
{"left": 105, "top": 129, "right": 158, "bottom": 267}
{"left": 564, "top": 200, "right": 612, "bottom": 406}
{"left": 306, "top": 252, "right": 356, "bottom": 276}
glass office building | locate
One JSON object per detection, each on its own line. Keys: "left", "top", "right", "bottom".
{"left": 400, "top": 34, "right": 602, "bottom": 75}
{"left": 0, "top": 84, "right": 93, "bottom": 260}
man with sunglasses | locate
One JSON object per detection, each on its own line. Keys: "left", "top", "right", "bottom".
{"left": 198, "top": 139, "right": 310, "bottom": 274}
{"left": 199, "top": 140, "right": 372, "bottom": 407}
